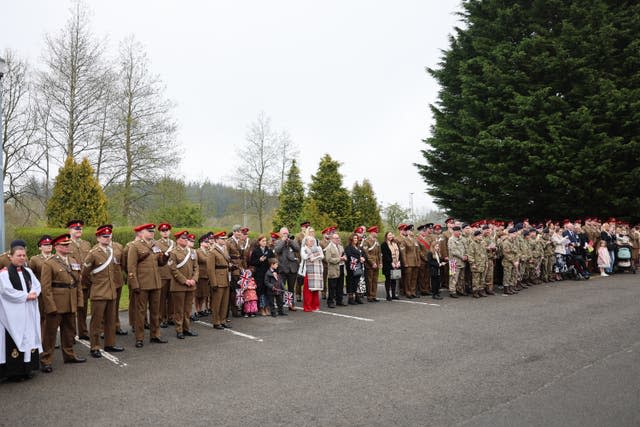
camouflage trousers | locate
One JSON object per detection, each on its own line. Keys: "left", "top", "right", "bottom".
{"left": 471, "top": 269, "right": 486, "bottom": 292}
{"left": 502, "top": 261, "right": 516, "bottom": 287}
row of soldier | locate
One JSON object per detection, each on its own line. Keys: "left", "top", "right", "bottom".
{"left": 2, "top": 217, "right": 639, "bottom": 375}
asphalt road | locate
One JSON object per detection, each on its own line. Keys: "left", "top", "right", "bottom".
{"left": 2, "top": 273, "right": 639, "bottom": 426}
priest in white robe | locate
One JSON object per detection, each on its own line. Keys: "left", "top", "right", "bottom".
{"left": 0, "top": 241, "right": 42, "bottom": 381}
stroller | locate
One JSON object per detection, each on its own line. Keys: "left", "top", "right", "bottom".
{"left": 614, "top": 244, "right": 636, "bottom": 274}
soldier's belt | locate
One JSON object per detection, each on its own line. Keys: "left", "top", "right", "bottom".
{"left": 215, "top": 265, "right": 228, "bottom": 269}
{"left": 52, "top": 283, "right": 77, "bottom": 289}
{"left": 230, "top": 256, "right": 241, "bottom": 260}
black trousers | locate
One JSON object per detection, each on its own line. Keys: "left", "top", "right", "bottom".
{"left": 265, "top": 291, "right": 284, "bottom": 312}
{"left": 328, "top": 265, "right": 345, "bottom": 303}
{"left": 384, "top": 276, "right": 398, "bottom": 298}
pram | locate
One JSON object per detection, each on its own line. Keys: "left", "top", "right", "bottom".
{"left": 614, "top": 244, "right": 636, "bottom": 274}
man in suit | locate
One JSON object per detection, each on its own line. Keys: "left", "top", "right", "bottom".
{"left": 325, "top": 232, "right": 346, "bottom": 308}
{"left": 67, "top": 219, "right": 92, "bottom": 341}
{"left": 209, "top": 231, "right": 232, "bottom": 330}
{"left": 274, "top": 227, "right": 301, "bottom": 311}
{"left": 81, "top": 225, "right": 125, "bottom": 358}
{"left": 127, "top": 223, "right": 169, "bottom": 348}
{"left": 39, "top": 234, "right": 86, "bottom": 373}
{"left": 168, "top": 230, "right": 199, "bottom": 339}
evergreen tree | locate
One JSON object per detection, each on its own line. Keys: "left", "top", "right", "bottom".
{"left": 351, "top": 179, "right": 382, "bottom": 229}
{"left": 307, "top": 154, "right": 353, "bottom": 231}
{"left": 272, "top": 160, "right": 305, "bottom": 230}
{"left": 417, "top": 0, "right": 640, "bottom": 221}
{"left": 46, "top": 157, "right": 109, "bottom": 227}
{"left": 300, "top": 198, "right": 334, "bottom": 232}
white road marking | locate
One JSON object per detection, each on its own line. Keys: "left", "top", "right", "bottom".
{"left": 392, "top": 299, "right": 441, "bottom": 307}
{"left": 313, "top": 310, "right": 374, "bottom": 322}
{"left": 75, "top": 336, "right": 128, "bottom": 367}
{"left": 195, "top": 320, "right": 264, "bottom": 342}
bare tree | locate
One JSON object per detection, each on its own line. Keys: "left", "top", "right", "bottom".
{"left": 235, "top": 112, "right": 283, "bottom": 233}
{"left": 1, "top": 49, "right": 43, "bottom": 215}
{"left": 37, "top": 0, "right": 110, "bottom": 163}
{"left": 277, "top": 129, "right": 298, "bottom": 189}
{"left": 111, "top": 36, "right": 177, "bottom": 222}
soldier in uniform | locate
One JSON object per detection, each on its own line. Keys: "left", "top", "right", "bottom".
{"left": 501, "top": 228, "right": 519, "bottom": 295}
{"left": 67, "top": 220, "right": 92, "bottom": 340}
{"left": 362, "top": 226, "right": 381, "bottom": 302}
{"left": 416, "top": 224, "right": 432, "bottom": 296}
{"left": 195, "top": 233, "right": 213, "bottom": 317}
{"left": 467, "top": 230, "right": 489, "bottom": 298}
{"left": 168, "top": 230, "right": 199, "bottom": 339}
{"left": 482, "top": 225, "right": 497, "bottom": 295}
{"left": 81, "top": 225, "right": 125, "bottom": 358}
{"left": 156, "top": 223, "right": 175, "bottom": 328}
{"left": 111, "top": 237, "right": 127, "bottom": 336}
{"left": 447, "top": 226, "right": 466, "bottom": 298}
{"left": 396, "top": 224, "right": 408, "bottom": 296}
{"left": 227, "top": 225, "right": 246, "bottom": 318}
{"left": 29, "top": 236, "right": 54, "bottom": 326}
{"left": 209, "top": 231, "right": 232, "bottom": 330}
{"left": 39, "top": 234, "right": 85, "bottom": 373}
{"left": 127, "top": 223, "right": 169, "bottom": 348}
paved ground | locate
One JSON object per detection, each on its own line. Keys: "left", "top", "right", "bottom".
{"left": 2, "top": 274, "right": 639, "bottom": 426}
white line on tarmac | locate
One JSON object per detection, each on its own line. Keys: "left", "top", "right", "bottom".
{"left": 392, "top": 299, "right": 441, "bottom": 307}
{"left": 194, "top": 320, "right": 264, "bottom": 342}
{"left": 75, "top": 336, "right": 128, "bottom": 367}
{"left": 313, "top": 310, "right": 375, "bottom": 322}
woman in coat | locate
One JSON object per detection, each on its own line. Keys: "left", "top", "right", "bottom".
{"left": 300, "top": 234, "right": 324, "bottom": 311}
{"left": 248, "top": 235, "right": 275, "bottom": 316}
{"left": 344, "top": 233, "right": 366, "bottom": 304}
{"left": 381, "top": 231, "right": 402, "bottom": 300}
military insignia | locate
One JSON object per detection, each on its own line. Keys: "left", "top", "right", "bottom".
{"left": 191, "top": 253, "right": 196, "bottom": 260}
{"left": 152, "top": 246, "right": 161, "bottom": 253}
{"left": 167, "top": 260, "right": 173, "bottom": 265}
{"left": 11, "top": 348, "right": 19, "bottom": 358}
{"left": 71, "top": 263, "right": 81, "bottom": 271}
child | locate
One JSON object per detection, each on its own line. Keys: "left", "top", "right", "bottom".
{"left": 264, "top": 259, "right": 287, "bottom": 317}
{"left": 597, "top": 240, "right": 611, "bottom": 276}
{"left": 242, "top": 271, "right": 259, "bottom": 317}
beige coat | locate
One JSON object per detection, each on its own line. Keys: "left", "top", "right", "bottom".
{"left": 81, "top": 245, "right": 118, "bottom": 300}
{"left": 209, "top": 245, "right": 230, "bottom": 288}
{"left": 169, "top": 246, "right": 199, "bottom": 291}
{"left": 127, "top": 239, "right": 168, "bottom": 290}
{"left": 41, "top": 255, "right": 83, "bottom": 314}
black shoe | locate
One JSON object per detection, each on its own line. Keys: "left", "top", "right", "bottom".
{"left": 64, "top": 356, "right": 87, "bottom": 364}
{"left": 41, "top": 364, "right": 53, "bottom": 373}
{"left": 135, "top": 340, "right": 144, "bottom": 348}
{"left": 167, "top": 320, "right": 176, "bottom": 326}
{"left": 150, "top": 337, "right": 168, "bottom": 344}
{"left": 278, "top": 311, "right": 288, "bottom": 316}
{"left": 160, "top": 322, "right": 168, "bottom": 328}
{"left": 104, "top": 346, "right": 124, "bottom": 352}
{"left": 328, "top": 302, "right": 336, "bottom": 308}
{"left": 190, "top": 314, "right": 198, "bottom": 321}
{"left": 271, "top": 312, "right": 277, "bottom": 317}
{"left": 222, "top": 323, "right": 232, "bottom": 329}
{"left": 176, "top": 333, "right": 185, "bottom": 339}
{"left": 90, "top": 349, "right": 102, "bottom": 358}
{"left": 386, "top": 296, "right": 392, "bottom": 301}
{"left": 336, "top": 301, "right": 346, "bottom": 306}
{"left": 450, "top": 293, "right": 459, "bottom": 298}
{"left": 213, "top": 324, "right": 224, "bottom": 330}
{"left": 79, "top": 335, "right": 90, "bottom": 341}
{"left": 433, "top": 294, "right": 443, "bottom": 300}
{"left": 183, "top": 330, "right": 198, "bottom": 337}
{"left": 392, "top": 296, "right": 400, "bottom": 300}
{"left": 348, "top": 299, "right": 356, "bottom": 305}
{"left": 355, "top": 298, "right": 364, "bottom": 304}
{"left": 115, "top": 329, "right": 128, "bottom": 336}
{"left": 144, "top": 323, "right": 150, "bottom": 330}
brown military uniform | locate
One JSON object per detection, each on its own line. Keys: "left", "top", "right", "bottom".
{"left": 156, "top": 237, "right": 175, "bottom": 323}
{"left": 40, "top": 255, "right": 83, "bottom": 365}
{"left": 28, "top": 253, "right": 53, "bottom": 323}
{"left": 70, "top": 238, "right": 92, "bottom": 337}
{"left": 127, "top": 239, "right": 168, "bottom": 341}
{"left": 401, "top": 235, "right": 420, "bottom": 297}
{"left": 168, "top": 246, "right": 199, "bottom": 334}
{"left": 226, "top": 237, "right": 244, "bottom": 317}
{"left": 110, "top": 242, "right": 126, "bottom": 332}
{"left": 416, "top": 236, "right": 432, "bottom": 294}
{"left": 362, "top": 236, "right": 381, "bottom": 301}
{"left": 196, "top": 247, "right": 211, "bottom": 301}
{"left": 81, "top": 244, "right": 119, "bottom": 350}
{"left": 209, "top": 244, "right": 230, "bottom": 327}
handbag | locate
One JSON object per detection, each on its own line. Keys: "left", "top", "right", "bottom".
{"left": 297, "top": 259, "right": 306, "bottom": 277}
{"left": 353, "top": 264, "right": 364, "bottom": 276}
{"left": 390, "top": 268, "right": 401, "bottom": 280}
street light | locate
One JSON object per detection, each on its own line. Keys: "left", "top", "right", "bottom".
{"left": 0, "top": 56, "right": 7, "bottom": 252}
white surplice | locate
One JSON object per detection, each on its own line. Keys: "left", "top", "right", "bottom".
{"left": 0, "top": 267, "right": 43, "bottom": 364}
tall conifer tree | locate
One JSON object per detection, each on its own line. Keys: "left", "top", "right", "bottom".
{"left": 272, "top": 160, "right": 305, "bottom": 230}
{"left": 307, "top": 154, "right": 353, "bottom": 231}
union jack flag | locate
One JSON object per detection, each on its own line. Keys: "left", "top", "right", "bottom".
{"left": 237, "top": 269, "right": 252, "bottom": 291}
{"left": 283, "top": 291, "right": 294, "bottom": 307}
{"left": 235, "top": 288, "right": 245, "bottom": 307}
{"left": 449, "top": 259, "right": 457, "bottom": 275}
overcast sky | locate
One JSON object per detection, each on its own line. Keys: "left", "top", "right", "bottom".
{"left": 1, "top": 0, "right": 463, "bottom": 214}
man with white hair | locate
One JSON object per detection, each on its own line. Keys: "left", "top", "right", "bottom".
{"left": 274, "top": 227, "right": 301, "bottom": 311}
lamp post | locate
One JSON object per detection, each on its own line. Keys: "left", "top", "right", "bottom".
{"left": 0, "top": 56, "right": 7, "bottom": 252}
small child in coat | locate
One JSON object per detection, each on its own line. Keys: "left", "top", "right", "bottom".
{"left": 264, "top": 259, "right": 287, "bottom": 317}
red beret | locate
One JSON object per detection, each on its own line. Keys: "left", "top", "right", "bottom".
{"left": 354, "top": 226, "right": 365, "bottom": 234}
{"left": 66, "top": 219, "right": 84, "bottom": 229}
{"left": 433, "top": 224, "right": 442, "bottom": 231}
{"left": 300, "top": 221, "right": 310, "bottom": 227}
{"left": 134, "top": 223, "right": 156, "bottom": 233}
{"left": 607, "top": 217, "right": 617, "bottom": 223}
{"left": 213, "top": 231, "right": 226, "bottom": 239}
{"left": 175, "top": 230, "right": 189, "bottom": 239}
{"left": 398, "top": 223, "right": 407, "bottom": 231}
{"left": 95, "top": 224, "right": 113, "bottom": 236}
{"left": 321, "top": 227, "right": 331, "bottom": 235}
{"left": 240, "top": 227, "right": 249, "bottom": 234}
{"left": 158, "top": 223, "right": 172, "bottom": 231}
{"left": 367, "top": 226, "right": 378, "bottom": 233}
{"left": 187, "top": 234, "right": 196, "bottom": 241}
{"left": 52, "top": 233, "right": 71, "bottom": 246}
{"left": 270, "top": 232, "right": 280, "bottom": 239}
